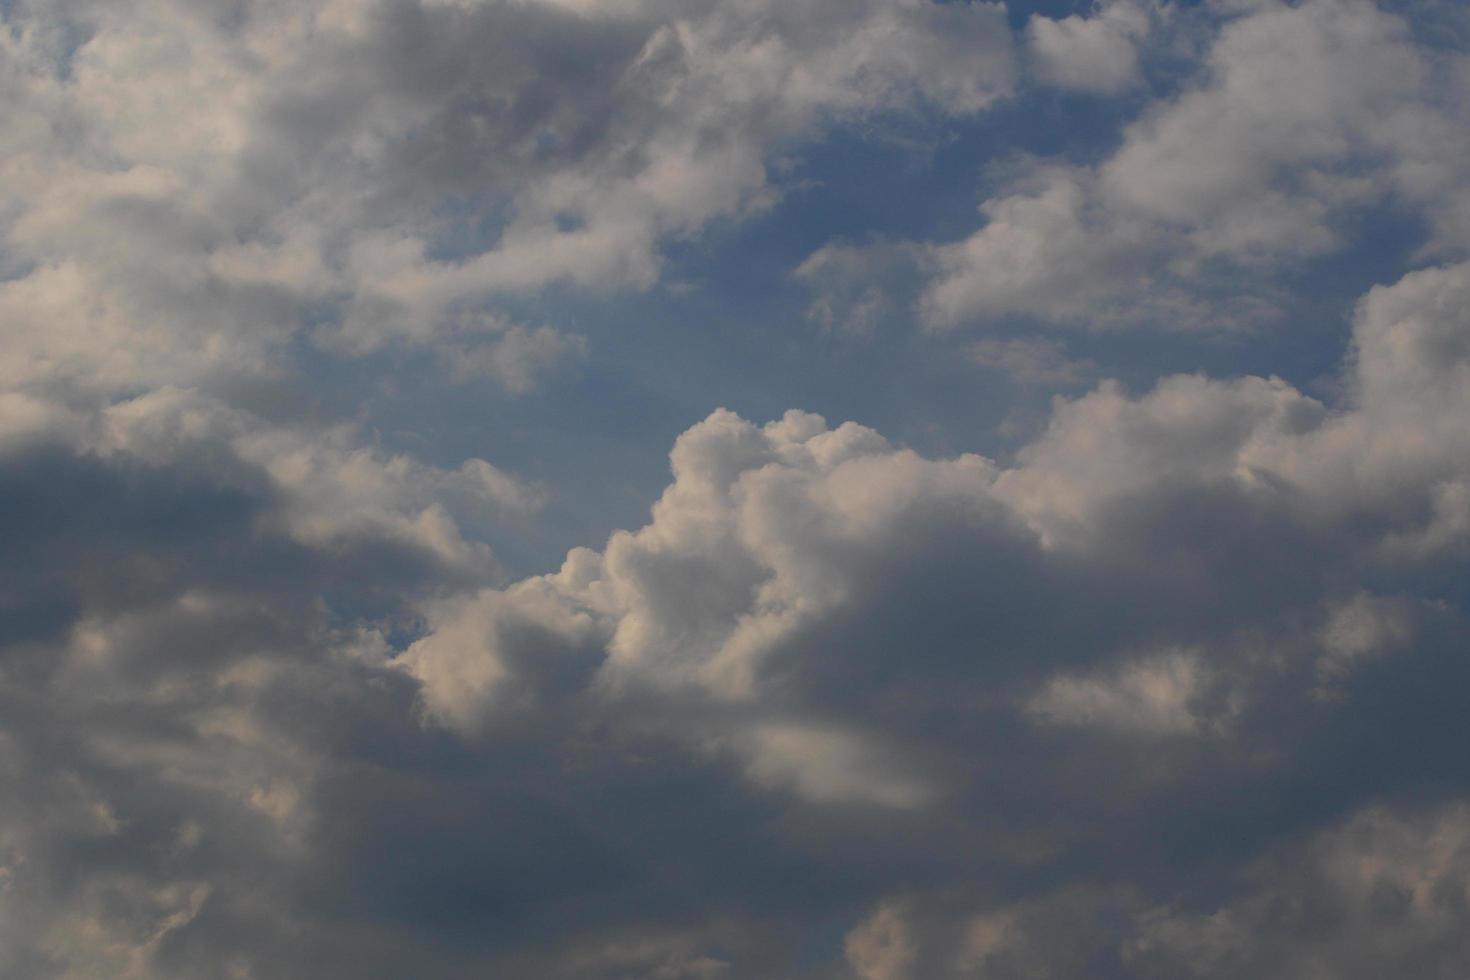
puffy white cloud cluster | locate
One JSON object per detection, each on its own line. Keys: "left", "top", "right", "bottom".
{"left": 802, "top": 0, "right": 1470, "bottom": 332}
{"left": 408, "top": 256, "right": 1470, "bottom": 726}
{"left": 383, "top": 259, "right": 1470, "bottom": 974}
{"left": 0, "top": 0, "right": 1019, "bottom": 585}
{"left": 0, "top": 0, "right": 1015, "bottom": 396}
{"left": 401, "top": 407, "right": 993, "bottom": 806}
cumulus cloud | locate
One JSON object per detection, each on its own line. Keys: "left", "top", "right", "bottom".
{"left": 7, "top": 249, "right": 1470, "bottom": 974}
{"left": 0, "top": 2, "right": 1023, "bottom": 969}
{"left": 6, "top": 0, "right": 1470, "bottom": 977}
{"left": 909, "top": 0, "right": 1470, "bottom": 330}
{"left": 384, "top": 259, "right": 1470, "bottom": 972}
{"left": 0, "top": 0, "right": 1017, "bottom": 396}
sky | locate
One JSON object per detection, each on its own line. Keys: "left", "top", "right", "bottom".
{"left": 3, "top": 0, "right": 1470, "bottom": 976}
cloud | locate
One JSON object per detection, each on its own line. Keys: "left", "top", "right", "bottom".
{"left": 439, "top": 320, "right": 589, "bottom": 393}
{"left": 913, "top": 0, "right": 1470, "bottom": 330}
{"left": 6, "top": 236, "right": 1470, "bottom": 974}
{"left": 95, "top": 385, "right": 534, "bottom": 570}
{"left": 845, "top": 900, "right": 918, "bottom": 980}
{"left": 793, "top": 239, "right": 925, "bottom": 336}
{"left": 385, "top": 260, "right": 1470, "bottom": 973}
{"left": 4, "top": 1, "right": 1470, "bottom": 976}
{"left": 3, "top": 254, "right": 1470, "bottom": 973}
{"left": 1314, "top": 591, "right": 1420, "bottom": 687}
{"left": 735, "top": 722, "right": 934, "bottom": 809}
{"left": 1027, "top": 647, "right": 1215, "bottom": 736}
{"left": 1123, "top": 801, "right": 1470, "bottom": 978}
{"left": 0, "top": 0, "right": 1017, "bottom": 404}
{"left": 1026, "top": 0, "right": 1153, "bottom": 95}
{"left": 841, "top": 800, "right": 1470, "bottom": 979}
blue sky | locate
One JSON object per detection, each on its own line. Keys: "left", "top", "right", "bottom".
{"left": 3, "top": 0, "right": 1470, "bottom": 977}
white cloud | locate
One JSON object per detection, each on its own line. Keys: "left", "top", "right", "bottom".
{"left": 399, "top": 407, "right": 993, "bottom": 802}
{"left": 0, "top": 0, "right": 1017, "bottom": 399}
{"left": 1029, "top": 648, "right": 1212, "bottom": 736}
{"left": 915, "top": 0, "right": 1470, "bottom": 330}
{"left": 94, "top": 385, "right": 536, "bottom": 572}
{"left": 401, "top": 259, "right": 1470, "bottom": 832}
{"left": 1027, "top": 0, "right": 1152, "bottom": 95}
{"left": 994, "top": 373, "right": 1324, "bottom": 545}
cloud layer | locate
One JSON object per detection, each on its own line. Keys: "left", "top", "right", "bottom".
{"left": 8, "top": 254, "right": 1468, "bottom": 976}
{"left": 4, "top": 0, "right": 1470, "bottom": 977}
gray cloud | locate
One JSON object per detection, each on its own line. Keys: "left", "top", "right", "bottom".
{"left": 5, "top": 255, "right": 1470, "bottom": 976}
{"left": 391, "top": 261, "right": 1470, "bottom": 973}
{"left": 5, "top": 1, "right": 1470, "bottom": 977}
{"left": 2, "top": 248, "right": 1468, "bottom": 974}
